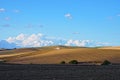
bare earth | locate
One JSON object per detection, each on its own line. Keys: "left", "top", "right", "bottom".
{"left": 0, "top": 64, "right": 119, "bottom": 80}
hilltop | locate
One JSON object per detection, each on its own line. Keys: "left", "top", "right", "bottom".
{"left": 0, "top": 46, "right": 120, "bottom": 64}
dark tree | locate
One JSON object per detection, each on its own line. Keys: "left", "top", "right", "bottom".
{"left": 101, "top": 60, "right": 111, "bottom": 65}
{"left": 69, "top": 60, "right": 78, "bottom": 64}
{"left": 60, "top": 61, "right": 66, "bottom": 64}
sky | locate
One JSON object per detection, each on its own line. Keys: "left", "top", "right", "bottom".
{"left": 0, "top": 0, "right": 120, "bottom": 48}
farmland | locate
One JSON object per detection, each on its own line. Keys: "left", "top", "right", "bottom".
{"left": 0, "top": 64, "right": 120, "bottom": 80}
{"left": 0, "top": 46, "right": 120, "bottom": 80}
{"left": 0, "top": 46, "right": 120, "bottom": 64}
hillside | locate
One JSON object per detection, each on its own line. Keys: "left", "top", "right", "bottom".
{"left": 98, "top": 46, "right": 120, "bottom": 50}
{"left": 0, "top": 46, "right": 120, "bottom": 64}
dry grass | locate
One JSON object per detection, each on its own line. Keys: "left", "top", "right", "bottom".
{"left": 98, "top": 46, "right": 120, "bottom": 50}
{"left": 0, "top": 46, "right": 120, "bottom": 64}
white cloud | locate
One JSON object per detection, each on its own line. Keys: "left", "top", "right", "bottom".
{"left": 65, "top": 40, "right": 90, "bottom": 47}
{"left": 65, "top": 40, "right": 109, "bottom": 47}
{"left": 16, "top": 33, "right": 26, "bottom": 40}
{"left": 6, "top": 33, "right": 109, "bottom": 47}
{"left": 0, "top": 8, "right": 5, "bottom": 12}
{"left": 65, "top": 13, "right": 72, "bottom": 19}
{"left": 6, "top": 37, "right": 16, "bottom": 43}
{"left": 6, "top": 33, "right": 54, "bottom": 47}
{"left": 95, "top": 42, "right": 109, "bottom": 46}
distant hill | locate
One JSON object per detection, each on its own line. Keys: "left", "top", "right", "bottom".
{"left": 0, "top": 46, "right": 120, "bottom": 64}
{"left": 0, "top": 40, "right": 19, "bottom": 49}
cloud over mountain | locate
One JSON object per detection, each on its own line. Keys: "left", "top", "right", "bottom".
{"left": 65, "top": 40, "right": 90, "bottom": 46}
{"left": 5, "top": 33, "right": 109, "bottom": 48}
{"left": 6, "top": 33, "right": 54, "bottom": 47}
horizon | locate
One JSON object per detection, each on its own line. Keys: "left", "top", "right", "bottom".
{"left": 1, "top": 0, "right": 120, "bottom": 48}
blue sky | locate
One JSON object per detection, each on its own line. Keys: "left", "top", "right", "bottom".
{"left": 0, "top": 0, "right": 120, "bottom": 47}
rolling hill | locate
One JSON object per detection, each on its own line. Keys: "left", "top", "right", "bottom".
{"left": 0, "top": 46, "right": 120, "bottom": 64}
{"left": 98, "top": 46, "right": 120, "bottom": 50}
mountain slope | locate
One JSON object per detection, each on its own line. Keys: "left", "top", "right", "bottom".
{"left": 0, "top": 46, "right": 120, "bottom": 64}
